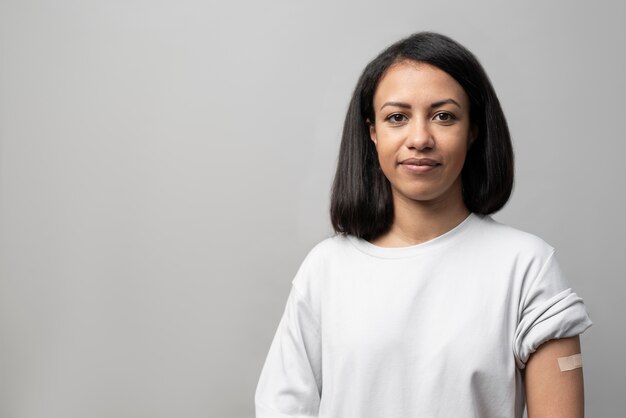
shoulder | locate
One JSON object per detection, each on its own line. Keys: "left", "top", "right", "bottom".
{"left": 466, "top": 215, "right": 570, "bottom": 298}
{"left": 470, "top": 214, "right": 555, "bottom": 259}
{"left": 290, "top": 235, "right": 352, "bottom": 315}
{"left": 294, "top": 235, "right": 352, "bottom": 281}
{"left": 293, "top": 234, "right": 354, "bottom": 277}
{"left": 306, "top": 234, "right": 354, "bottom": 257}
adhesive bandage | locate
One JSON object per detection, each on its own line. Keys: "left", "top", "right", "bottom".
{"left": 557, "top": 353, "right": 583, "bottom": 371}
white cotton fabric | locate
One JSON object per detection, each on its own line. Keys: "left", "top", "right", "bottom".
{"left": 255, "top": 214, "right": 592, "bottom": 418}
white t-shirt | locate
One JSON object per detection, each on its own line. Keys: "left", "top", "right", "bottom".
{"left": 255, "top": 214, "right": 592, "bottom": 418}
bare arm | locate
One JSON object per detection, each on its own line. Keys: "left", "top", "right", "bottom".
{"left": 524, "top": 336, "right": 584, "bottom": 418}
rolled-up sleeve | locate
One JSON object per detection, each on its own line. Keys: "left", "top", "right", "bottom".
{"left": 255, "top": 285, "right": 322, "bottom": 417}
{"left": 513, "top": 250, "right": 593, "bottom": 368}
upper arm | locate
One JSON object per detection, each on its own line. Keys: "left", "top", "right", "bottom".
{"left": 524, "top": 336, "right": 585, "bottom": 418}
{"left": 255, "top": 285, "right": 322, "bottom": 417}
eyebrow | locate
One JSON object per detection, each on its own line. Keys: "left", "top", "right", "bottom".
{"left": 430, "top": 98, "right": 461, "bottom": 109}
{"left": 379, "top": 101, "right": 411, "bottom": 111}
{"left": 379, "top": 98, "right": 462, "bottom": 111}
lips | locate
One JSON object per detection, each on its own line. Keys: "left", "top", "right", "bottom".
{"left": 399, "top": 158, "right": 441, "bottom": 167}
{"left": 398, "top": 157, "right": 441, "bottom": 174}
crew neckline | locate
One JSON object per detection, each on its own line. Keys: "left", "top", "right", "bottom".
{"left": 347, "top": 213, "right": 479, "bottom": 259}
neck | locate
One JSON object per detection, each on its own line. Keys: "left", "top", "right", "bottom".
{"left": 371, "top": 182, "right": 470, "bottom": 248}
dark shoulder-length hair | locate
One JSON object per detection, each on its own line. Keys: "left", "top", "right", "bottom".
{"left": 330, "top": 31, "right": 514, "bottom": 241}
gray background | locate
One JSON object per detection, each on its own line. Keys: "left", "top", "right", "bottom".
{"left": 0, "top": 0, "right": 624, "bottom": 417}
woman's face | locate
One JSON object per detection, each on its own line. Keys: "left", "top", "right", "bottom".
{"left": 369, "top": 60, "right": 475, "bottom": 208}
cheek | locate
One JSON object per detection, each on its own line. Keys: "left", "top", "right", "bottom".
{"left": 449, "top": 147, "right": 468, "bottom": 169}
{"left": 454, "top": 143, "right": 469, "bottom": 162}
{"left": 451, "top": 149, "right": 470, "bottom": 179}
{"left": 446, "top": 129, "right": 471, "bottom": 163}
{"left": 374, "top": 131, "right": 401, "bottom": 163}
{"left": 376, "top": 144, "right": 398, "bottom": 176}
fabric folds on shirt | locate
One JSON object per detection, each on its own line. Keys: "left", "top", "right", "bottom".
{"left": 256, "top": 285, "right": 322, "bottom": 417}
{"left": 255, "top": 214, "right": 593, "bottom": 418}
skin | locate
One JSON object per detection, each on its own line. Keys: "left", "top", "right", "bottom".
{"left": 369, "top": 60, "right": 585, "bottom": 417}
{"left": 525, "top": 336, "right": 585, "bottom": 418}
{"left": 368, "top": 60, "right": 476, "bottom": 247}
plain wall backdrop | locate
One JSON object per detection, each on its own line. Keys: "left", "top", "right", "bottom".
{"left": 1, "top": 0, "right": 624, "bottom": 417}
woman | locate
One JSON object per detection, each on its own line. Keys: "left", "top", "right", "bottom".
{"left": 255, "top": 32, "right": 592, "bottom": 418}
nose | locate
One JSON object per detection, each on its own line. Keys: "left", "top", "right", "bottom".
{"left": 406, "top": 119, "right": 435, "bottom": 150}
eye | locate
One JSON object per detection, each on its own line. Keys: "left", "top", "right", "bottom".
{"left": 433, "top": 112, "right": 456, "bottom": 122}
{"left": 386, "top": 113, "right": 408, "bottom": 124}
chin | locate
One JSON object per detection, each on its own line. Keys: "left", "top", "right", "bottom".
{"left": 398, "top": 190, "right": 445, "bottom": 203}
{"left": 393, "top": 185, "right": 459, "bottom": 205}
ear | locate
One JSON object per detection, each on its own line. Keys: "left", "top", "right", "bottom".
{"left": 367, "top": 119, "right": 377, "bottom": 145}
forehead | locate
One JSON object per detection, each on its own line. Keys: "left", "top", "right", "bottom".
{"left": 373, "top": 60, "right": 469, "bottom": 108}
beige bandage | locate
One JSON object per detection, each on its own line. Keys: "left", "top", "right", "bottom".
{"left": 557, "top": 353, "right": 583, "bottom": 371}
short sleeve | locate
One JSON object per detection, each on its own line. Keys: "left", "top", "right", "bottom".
{"left": 255, "top": 285, "right": 322, "bottom": 418}
{"left": 513, "top": 250, "right": 592, "bottom": 369}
